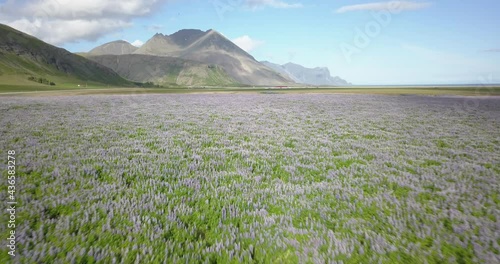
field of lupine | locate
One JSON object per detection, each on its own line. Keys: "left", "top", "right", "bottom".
{"left": 1, "top": 93, "right": 499, "bottom": 263}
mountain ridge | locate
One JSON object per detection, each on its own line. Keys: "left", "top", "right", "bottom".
{"left": 261, "top": 61, "right": 351, "bottom": 86}
{"left": 0, "top": 23, "right": 132, "bottom": 87}
{"left": 89, "top": 29, "right": 294, "bottom": 86}
{"left": 88, "top": 40, "right": 138, "bottom": 56}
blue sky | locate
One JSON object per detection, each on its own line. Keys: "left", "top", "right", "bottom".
{"left": 1, "top": 0, "right": 499, "bottom": 85}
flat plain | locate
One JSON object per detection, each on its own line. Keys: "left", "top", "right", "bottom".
{"left": 0, "top": 93, "right": 499, "bottom": 263}
{"left": 1, "top": 85, "right": 500, "bottom": 97}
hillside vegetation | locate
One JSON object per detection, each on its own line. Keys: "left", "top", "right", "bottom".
{"left": 88, "top": 54, "right": 238, "bottom": 86}
{"left": 0, "top": 24, "right": 133, "bottom": 88}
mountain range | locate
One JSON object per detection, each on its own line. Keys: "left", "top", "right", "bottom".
{"left": 0, "top": 23, "right": 350, "bottom": 88}
{"left": 84, "top": 29, "right": 295, "bottom": 86}
{"left": 261, "top": 61, "right": 351, "bottom": 86}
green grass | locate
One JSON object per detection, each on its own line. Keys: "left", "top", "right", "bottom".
{"left": 0, "top": 24, "right": 134, "bottom": 87}
{"left": 0, "top": 72, "right": 126, "bottom": 92}
{"left": 205, "top": 67, "right": 239, "bottom": 86}
{"left": 2, "top": 84, "right": 500, "bottom": 96}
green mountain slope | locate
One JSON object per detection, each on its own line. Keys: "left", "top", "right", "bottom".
{"left": 88, "top": 54, "right": 239, "bottom": 86}
{"left": 0, "top": 24, "right": 132, "bottom": 88}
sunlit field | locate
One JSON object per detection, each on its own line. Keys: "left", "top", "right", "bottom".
{"left": 1, "top": 94, "right": 499, "bottom": 263}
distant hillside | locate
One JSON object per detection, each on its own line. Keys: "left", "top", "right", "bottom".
{"left": 261, "top": 61, "right": 351, "bottom": 86}
{"left": 88, "top": 54, "right": 238, "bottom": 86}
{"left": 0, "top": 24, "right": 132, "bottom": 87}
{"left": 90, "top": 29, "right": 294, "bottom": 86}
{"left": 88, "top": 40, "right": 138, "bottom": 56}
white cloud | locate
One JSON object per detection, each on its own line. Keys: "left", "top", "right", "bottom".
{"left": 232, "top": 35, "right": 264, "bottom": 52}
{"left": 131, "top": 39, "right": 144, "bottom": 47}
{"left": 0, "top": 0, "right": 172, "bottom": 45}
{"left": 8, "top": 18, "right": 131, "bottom": 45}
{"left": 245, "top": 0, "right": 303, "bottom": 9}
{"left": 336, "top": 1, "right": 431, "bottom": 13}
{"left": 20, "top": 0, "right": 166, "bottom": 20}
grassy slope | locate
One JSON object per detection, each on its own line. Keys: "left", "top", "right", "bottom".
{"left": 0, "top": 24, "right": 133, "bottom": 89}
{"left": 176, "top": 65, "right": 239, "bottom": 86}
{"left": 86, "top": 54, "right": 239, "bottom": 87}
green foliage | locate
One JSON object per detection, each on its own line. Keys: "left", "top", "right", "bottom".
{"left": 441, "top": 243, "right": 475, "bottom": 264}
{"left": 134, "top": 81, "right": 163, "bottom": 88}
{"left": 334, "top": 158, "right": 358, "bottom": 169}
{"left": 390, "top": 183, "right": 412, "bottom": 199}
{"left": 271, "top": 164, "right": 290, "bottom": 181}
{"left": 435, "top": 139, "right": 450, "bottom": 149}
{"left": 417, "top": 192, "right": 445, "bottom": 204}
{"left": 386, "top": 250, "right": 421, "bottom": 264}
{"left": 423, "top": 236, "right": 434, "bottom": 248}
{"left": 27, "top": 76, "right": 55, "bottom": 85}
{"left": 442, "top": 218, "right": 453, "bottom": 232}
{"left": 363, "top": 134, "right": 377, "bottom": 140}
{"left": 422, "top": 159, "right": 442, "bottom": 167}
